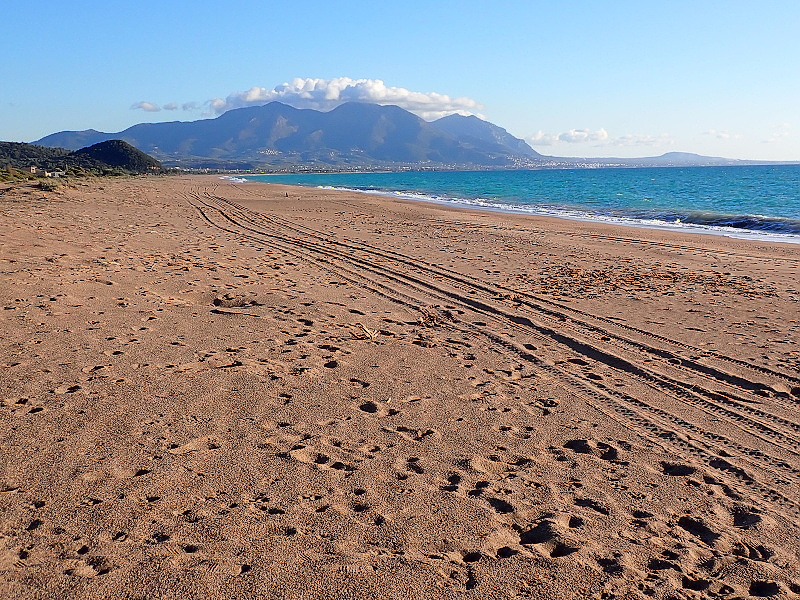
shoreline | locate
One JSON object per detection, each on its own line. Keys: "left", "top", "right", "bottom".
{"left": 236, "top": 165, "right": 800, "bottom": 245}
{"left": 290, "top": 181, "right": 800, "bottom": 245}
{"left": 2, "top": 174, "right": 799, "bottom": 599}
{"left": 234, "top": 176, "right": 800, "bottom": 257}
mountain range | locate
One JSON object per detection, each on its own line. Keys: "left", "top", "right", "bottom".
{"left": 35, "top": 102, "right": 541, "bottom": 170}
{"left": 33, "top": 102, "right": 779, "bottom": 170}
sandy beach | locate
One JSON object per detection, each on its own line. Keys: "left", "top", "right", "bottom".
{"left": 2, "top": 175, "right": 799, "bottom": 599}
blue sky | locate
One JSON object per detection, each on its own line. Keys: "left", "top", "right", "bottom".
{"left": 3, "top": 1, "right": 798, "bottom": 160}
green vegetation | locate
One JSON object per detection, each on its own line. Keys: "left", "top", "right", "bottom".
{"left": 71, "top": 139, "right": 162, "bottom": 172}
{"left": 0, "top": 140, "right": 163, "bottom": 179}
{"left": 1, "top": 166, "right": 34, "bottom": 183}
{"left": 37, "top": 179, "right": 61, "bottom": 192}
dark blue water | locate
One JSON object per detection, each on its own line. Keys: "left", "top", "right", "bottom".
{"left": 243, "top": 165, "right": 800, "bottom": 242}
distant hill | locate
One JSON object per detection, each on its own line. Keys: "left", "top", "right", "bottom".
{"left": 539, "top": 151, "right": 772, "bottom": 168}
{"left": 72, "top": 140, "right": 162, "bottom": 172}
{"left": 0, "top": 142, "right": 73, "bottom": 170}
{"left": 35, "top": 102, "right": 541, "bottom": 169}
{"left": 432, "top": 114, "right": 541, "bottom": 158}
{"left": 625, "top": 152, "right": 743, "bottom": 166}
{"left": 0, "top": 139, "right": 162, "bottom": 174}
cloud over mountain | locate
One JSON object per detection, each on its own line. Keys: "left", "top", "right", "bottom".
{"left": 527, "top": 128, "right": 609, "bottom": 146}
{"left": 703, "top": 129, "right": 738, "bottom": 140}
{"left": 131, "top": 101, "right": 161, "bottom": 112}
{"left": 207, "top": 77, "right": 483, "bottom": 120}
{"left": 528, "top": 128, "right": 673, "bottom": 148}
{"left": 607, "top": 133, "right": 674, "bottom": 147}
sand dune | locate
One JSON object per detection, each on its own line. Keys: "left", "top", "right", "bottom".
{"left": 1, "top": 175, "right": 799, "bottom": 599}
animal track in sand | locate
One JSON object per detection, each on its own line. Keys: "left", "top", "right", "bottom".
{"left": 466, "top": 481, "right": 490, "bottom": 497}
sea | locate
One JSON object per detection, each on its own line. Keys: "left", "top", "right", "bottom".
{"left": 242, "top": 164, "right": 800, "bottom": 244}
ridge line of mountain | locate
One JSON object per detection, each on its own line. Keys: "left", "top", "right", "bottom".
{"left": 32, "top": 102, "right": 795, "bottom": 170}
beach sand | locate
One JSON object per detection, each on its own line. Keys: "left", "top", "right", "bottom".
{"left": 2, "top": 175, "right": 799, "bottom": 599}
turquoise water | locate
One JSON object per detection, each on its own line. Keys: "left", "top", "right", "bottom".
{"left": 243, "top": 165, "right": 800, "bottom": 242}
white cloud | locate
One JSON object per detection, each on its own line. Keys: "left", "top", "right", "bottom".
{"left": 527, "top": 129, "right": 610, "bottom": 146}
{"left": 527, "top": 129, "right": 673, "bottom": 148}
{"left": 607, "top": 133, "right": 674, "bottom": 147}
{"left": 558, "top": 128, "right": 609, "bottom": 144}
{"left": 182, "top": 101, "right": 200, "bottom": 111}
{"left": 527, "top": 131, "right": 560, "bottom": 146}
{"left": 131, "top": 101, "right": 161, "bottom": 112}
{"left": 762, "top": 123, "right": 791, "bottom": 144}
{"left": 207, "top": 77, "right": 483, "bottom": 119}
{"left": 703, "top": 129, "right": 740, "bottom": 140}
{"left": 163, "top": 103, "right": 179, "bottom": 111}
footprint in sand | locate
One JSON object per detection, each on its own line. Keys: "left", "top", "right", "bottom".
{"left": 733, "top": 542, "right": 774, "bottom": 561}
{"left": 167, "top": 436, "right": 221, "bottom": 455}
{"left": 440, "top": 473, "right": 462, "bottom": 493}
{"left": 730, "top": 504, "right": 762, "bottom": 529}
{"left": 62, "top": 557, "right": 111, "bottom": 577}
{"left": 355, "top": 399, "right": 400, "bottom": 416}
{"left": 563, "top": 439, "right": 626, "bottom": 464}
{"left": 660, "top": 461, "right": 697, "bottom": 476}
{"left": 492, "top": 424, "right": 534, "bottom": 440}
{"left": 748, "top": 581, "right": 782, "bottom": 597}
{"left": 514, "top": 518, "right": 581, "bottom": 558}
{"left": 382, "top": 426, "right": 440, "bottom": 442}
{"left": 675, "top": 516, "right": 720, "bottom": 545}
{"left": 392, "top": 456, "right": 425, "bottom": 475}
{"left": 485, "top": 496, "right": 515, "bottom": 515}
{"left": 54, "top": 384, "right": 82, "bottom": 394}
{"left": 522, "top": 397, "right": 559, "bottom": 416}
{"left": 573, "top": 497, "right": 609, "bottom": 516}
{"left": 287, "top": 445, "right": 356, "bottom": 473}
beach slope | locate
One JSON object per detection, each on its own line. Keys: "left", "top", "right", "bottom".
{"left": 1, "top": 176, "right": 799, "bottom": 599}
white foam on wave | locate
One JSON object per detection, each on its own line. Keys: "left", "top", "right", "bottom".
{"left": 220, "top": 176, "right": 248, "bottom": 183}
{"left": 316, "top": 185, "right": 800, "bottom": 245}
